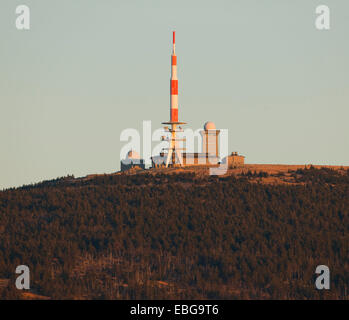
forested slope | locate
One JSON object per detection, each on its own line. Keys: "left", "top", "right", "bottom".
{"left": 0, "top": 168, "right": 348, "bottom": 299}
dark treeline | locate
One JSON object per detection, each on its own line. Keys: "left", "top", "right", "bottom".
{"left": 0, "top": 168, "right": 348, "bottom": 299}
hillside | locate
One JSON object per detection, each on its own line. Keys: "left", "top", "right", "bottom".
{"left": 0, "top": 166, "right": 349, "bottom": 299}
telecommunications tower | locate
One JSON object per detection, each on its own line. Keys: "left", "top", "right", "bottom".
{"left": 162, "top": 31, "right": 186, "bottom": 167}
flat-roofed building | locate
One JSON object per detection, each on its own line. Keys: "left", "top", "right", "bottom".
{"left": 223, "top": 152, "right": 245, "bottom": 168}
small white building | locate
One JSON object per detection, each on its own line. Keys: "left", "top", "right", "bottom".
{"left": 121, "top": 150, "right": 145, "bottom": 171}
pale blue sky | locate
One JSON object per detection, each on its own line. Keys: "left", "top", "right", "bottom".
{"left": 0, "top": 0, "right": 348, "bottom": 189}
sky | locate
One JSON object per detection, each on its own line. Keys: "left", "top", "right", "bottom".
{"left": 0, "top": 0, "right": 348, "bottom": 189}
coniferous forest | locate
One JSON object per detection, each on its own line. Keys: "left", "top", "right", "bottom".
{"left": 0, "top": 167, "right": 348, "bottom": 299}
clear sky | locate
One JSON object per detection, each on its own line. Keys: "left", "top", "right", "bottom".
{"left": 1, "top": 0, "right": 348, "bottom": 189}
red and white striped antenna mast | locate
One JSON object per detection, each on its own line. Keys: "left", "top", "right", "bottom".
{"left": 162, "top": 31, "right": 186, "bottom": 167}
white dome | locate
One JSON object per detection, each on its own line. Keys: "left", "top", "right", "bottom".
{"left": 127, "top": 150, "right": 140, "bottom": 159}
{"left": 204, "top": 121, "right": 216, "bottom": 130}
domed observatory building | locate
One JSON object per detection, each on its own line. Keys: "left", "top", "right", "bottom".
{"left": 181, "top": 121, "right": 220, "bottom": 166}
{"left": 201, "top": 121, "right": 220, "bottom": 158}
{"left": 121, "top": 150, "right": 145, "bottom": 171}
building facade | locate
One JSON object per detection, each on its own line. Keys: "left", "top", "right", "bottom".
{"left": 121, "top": 150, "right": 145, "bottom": 171}
{"left": 223, "top": 152, "right": 245, "bottom": 168}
